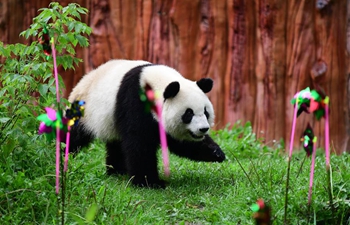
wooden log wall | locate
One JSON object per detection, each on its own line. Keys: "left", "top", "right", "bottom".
{"left": 1, "top": 0, "right": 349, "bottom": 153}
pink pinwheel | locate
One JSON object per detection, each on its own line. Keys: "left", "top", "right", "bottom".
{"left": 291, "top": 87, "right": 312, "bottom": 117}
{"left": 37, "top": 107, "right": 68, "bottom": 142}
{"left": 310, "top": 90, "right": 329, "bottom": 120}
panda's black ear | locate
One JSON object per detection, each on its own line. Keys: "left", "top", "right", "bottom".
{"left": 196, "top": 78, "right": 213, "bottom": 93}
{"left": 164, "top": 81, "right": 180, "bottom": 99}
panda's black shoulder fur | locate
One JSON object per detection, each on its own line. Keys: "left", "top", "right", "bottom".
{"left": 115, "top": 63, "right": 158, "bottom": 137}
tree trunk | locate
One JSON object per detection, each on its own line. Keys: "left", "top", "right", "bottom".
{"left": 1, "top": 0, "right": 349, "bottom": 153}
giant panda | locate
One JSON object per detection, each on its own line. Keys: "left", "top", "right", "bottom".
{"left": 68, "top": 59, "right": 226, "bottom": 188}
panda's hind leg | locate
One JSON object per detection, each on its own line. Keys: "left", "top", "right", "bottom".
{"left": 106, "top": 140, "right": 127, "bottom": 175}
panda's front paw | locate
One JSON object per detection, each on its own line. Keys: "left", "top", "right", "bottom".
{"left": 212, "top": 147, "right": 226, "bottom": 162}
{"left": 132, "top": 175, "right": 166, "bottom": 189}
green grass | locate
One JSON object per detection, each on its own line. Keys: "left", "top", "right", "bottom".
{"left": 0, "top": 122, "right": 349, "bottom": 224}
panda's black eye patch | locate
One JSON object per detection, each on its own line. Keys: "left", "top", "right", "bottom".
{"left": 182, "top": 108, "right": 194, "bottom": 124}
{"left": 204, "top": 107, "right": 209, "bottom": 119}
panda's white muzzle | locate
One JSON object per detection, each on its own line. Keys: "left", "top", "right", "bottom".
{"left": 187, "top": 115, "right": 210, "bottom": 140}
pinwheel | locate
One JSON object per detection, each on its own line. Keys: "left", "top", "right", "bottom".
{"left": 64, "top": 100, "right": 85, "bottom": 171}
{"left": 301, "top": 123, "right": 314, "bottom": 157}
{"left": 285, "top": 87, "right": 331, "bottom": 223}
{"left": 37, "top": 107, "right": 67, "bottom": 194}
{"left": 37, "top": 107, "right": 68, "bottom": 142}
{"left": 65, "top": 100, "right": 85, "bottom": 127}
{"left": 251, "top": 199, "right": 271, "bottom": 225}
{"left": 140, "top": 84, "right": 170, "bottom": 177}
{"left": 310, "top": 89, "right": 329, "bottom": 120}
{"left": 140, "top": 83, "right": 157, "bottom": 113}
{"left": 290, "top": 87, "right": 312, "bottom": 117}
{"left": 285, "top": 88, "right": 311, "bottom": 221}
{"left": 298, "top": 124, "right": 317, "bottom": 205}
{"left": 39, "top": 26, "right": 52, "bottom": 57}
{"left": 37, "top": 25, "right": 62, "bottom": 194}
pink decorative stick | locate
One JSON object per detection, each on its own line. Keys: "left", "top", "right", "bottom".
{"left": 51, "top": 38, "right": 60, "bottom": 103}
{"left": 308, "top": 136, "right": 317, "bottom": 205}
{"left": 51, "top": 38, "right": 61, "bottom": 194}
{"left": 155, "top": 97, "right": 170, "bottom": 177}
{"left": 289, "top": 100, "right": 298, "bottom": 157}
{"left": 142, "top": 85, "right": 170, "bottom": 177}
{"left": 55, "top": 125, "right": 60, "bottom": 194}
{"left": 324, "top": 102, "right": 330, "bottom": 168}
{"left": 64, "top": 127, "right": 70, "bottom": 172}
{"left": 284, "top": 99, "right": 299, "bottom": 223}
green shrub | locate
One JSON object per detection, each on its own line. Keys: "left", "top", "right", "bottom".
{"left": 0, "top": 2, "right": 91, "bottom": 223}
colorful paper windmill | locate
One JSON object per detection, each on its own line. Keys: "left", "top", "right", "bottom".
{"left": 290, "top": 87, "right": 312, "bottom": 117}
{"left": 140, "top": 83, "right": 158, "bottom": 113}
{"left": 300, "top": 123, "right": 314, "bottom": 157}
{"left": 65, "top": 100, "right": 85, "bottom": 127}
{"left": 39, "top": 26, "right": 52, "bottom": 56}
{"left": 251, "top": 199, "right": 271, "bottom": 225}
{"left": 37, "top": 107, "right": 68, "bottom": 142}
{"left": 310, "top": 90, "right": 329, "bottom": 120}
{"left": 285, "top": 87, "right": 331, "bottom": 222}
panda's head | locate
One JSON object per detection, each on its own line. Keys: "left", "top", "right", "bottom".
{"left": 162, "top": 78, "right": 215, "bottom": 142}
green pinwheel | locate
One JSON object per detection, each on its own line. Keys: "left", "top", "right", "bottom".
{"left": 290, "top": 87, "right": 312, "bottom": 117}
{"left": 37, "top": 107, "right": 68, "bottom": 142}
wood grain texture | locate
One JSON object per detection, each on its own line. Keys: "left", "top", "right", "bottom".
{"left": 1, "top": 0, "right": 349, "bottom": 153}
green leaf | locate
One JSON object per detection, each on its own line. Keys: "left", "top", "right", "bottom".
{"left": 49, "top": 86, "right": 56, "bottom": 95}
{"left": 70, "top": 10, "right": 81, "bottom": 20}
{"left": 66, "top": 44, "right": 76, "bottom": 55}
{"left": 7, "top": 86, "right": 15, "bottom": 96}
{"left": 38, "top": 84, "right": 49, "bottom": 96}
{"left": 74, "top": 34, "right": 88, "bottom": 47}
{"left": 77, "top": 7, "right": 88, "bottom": 15}
{"left": 2, "top": 137, "right": 17, "bottom": 158}
{"left": 67, "top": 21, "right": 75, "bottom": 31}
{"left": 74, "top": 22, "right": 84, "bottom": 33}
{"left": 85, "top": 203, "right": 98, "bottom": 222}
{"left": 0, "top": 117, "right": 11, "bottom": 123}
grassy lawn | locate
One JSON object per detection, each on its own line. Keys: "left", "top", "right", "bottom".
{"left": 0, "top": 122, "right": 349, "bottom": 224}
{"left": 1, "top": 3, "right": 348, "bottom": 224}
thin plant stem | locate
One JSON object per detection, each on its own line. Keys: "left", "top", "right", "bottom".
{"left": 249, "top": 158, "right": 266, "bottom": 192}
{"left": 296, "top": 155, "right": 307, "bottom": 179}
{"left": 232, "top": 154, "right": 256, "bottom": 190}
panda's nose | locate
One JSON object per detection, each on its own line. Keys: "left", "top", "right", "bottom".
{"left": 199, "top": 127, "right": 209, "bottom": 133}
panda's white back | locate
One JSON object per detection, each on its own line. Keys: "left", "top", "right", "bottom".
{"left": 69, "top": 59, "right": 150, "bottom": 141}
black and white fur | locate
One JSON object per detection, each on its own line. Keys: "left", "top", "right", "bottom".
{"left": 68, "top": 60, "right": 225, "bottom": 188}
